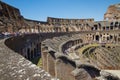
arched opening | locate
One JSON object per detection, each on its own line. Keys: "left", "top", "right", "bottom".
{"left": 91, "top": 27, "right": 94, "bottom": 30}
{"left": 36, "top": 44, "right": 39, "bottom": 52}
{"left": 96, "top": 35, "right": 99, "bottom": 41}
{"left": 110, "top": 26, "right": 113, "bottom": 30}
{"left": 119, "top": 23, "right": 120, "bottom": 29}
{"left": 110, "top": 35, "right": 113, "bottom": 39}
{"left": 115, "top": 21, "right": 118, "bottom": 27}
{"left": 36, "top": 43, "right": 41, "bottom": 56}
{"left": 31, "top": 50, "right": 34, "bottom": 59}
{"left": 34, "top": 48, "right": 37, "bottom": 57}
{"left": 79, "top": 39, "right": 83, "bottom": 43}
{"left": 110, "top": 22, "right": 113, "bottom": 26}
{"left": 107, "top": 36, "right": 109, "bottom": 40}
{"left": 94, "top": 25, "right": 98, "bottom": 30}
{"left": 27, "top": 48, "right": 30, "bottom": 60}
{"left": 66, "top": 28, "right": 69, "bottom": 32}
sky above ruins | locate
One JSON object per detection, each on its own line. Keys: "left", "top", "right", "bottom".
{"left": 3, "top": 0, "right": 120, "bottom": 21}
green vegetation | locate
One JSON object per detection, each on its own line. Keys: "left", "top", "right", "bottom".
{"left": 31, "top": 56, "right": 42, "bottom": 67}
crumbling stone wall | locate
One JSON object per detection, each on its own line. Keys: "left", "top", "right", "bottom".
{"left": 104, "top": 3, "right": 120, "bottom": 21}
{"left": 5, "top": 32, "right": 79, "bottom": 60}
{"left": 47, "top": 52, "right": 56, "bottom": 77}
{"left": 0, "top": 1, "right": 120, "bottom": 34}
{"left": 0, "top": 1, "right": 26, "bottom": 32}
{"left": 55, "top": 58, "right": 76, "bottom": 80}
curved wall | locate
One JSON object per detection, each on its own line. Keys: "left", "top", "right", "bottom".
{"left": 0, "top": 39, "right": 51, "bottom": 80}
{"left": 0, "top": 32, "right": 119, "bottom": 80}
{"left": 41, "top": 33, "right": 100, "bottom": 80}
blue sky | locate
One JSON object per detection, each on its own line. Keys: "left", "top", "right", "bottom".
{"left": 2, "top": 0, "right": 120, "bottom": 21}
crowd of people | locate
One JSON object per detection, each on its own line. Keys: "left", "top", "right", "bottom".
{"left": 0, "top": 32, "right": 21, "bottom": 39}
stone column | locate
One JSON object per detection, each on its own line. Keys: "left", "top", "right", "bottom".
{"left": 55, "top": 58, "right": 75, "bottom": 80}
{"left": 41, "top": 45, "right": 49, "bottom": 71}
{"left": 47, "top": 52, "right": 55, "bottom": 77}
{"left": 93, "top": 35, "right": 96, "bottom": 42}
{"left": 71, "top": 69, "right": 92, "bottom": 80}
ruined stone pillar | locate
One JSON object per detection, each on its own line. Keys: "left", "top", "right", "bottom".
{"left": 47, "top": 52, "right": 55, "bottom": 77}
{"left": 93, "top": 35, "right": 96, "bottom": 42}
{"left": 71, "top": 69, "right": 92, "bottom": 80}
{"left": 41, "top": 45, "right": 49, "bottom": 71}
{"left": 55, "top": 58, "right": 75, "bottom": 80}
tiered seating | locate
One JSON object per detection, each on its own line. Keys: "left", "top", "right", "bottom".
{"left": 80, "top": 45, "right": 120, "bottom": 69}
{"left": 43, "top": 34, "right": 86, "bottom": 60}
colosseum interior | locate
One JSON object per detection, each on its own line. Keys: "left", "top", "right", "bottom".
{"left": 0, "top": 1, "right": 120, "bottom": 80}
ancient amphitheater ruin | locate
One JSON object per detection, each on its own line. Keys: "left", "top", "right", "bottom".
{"left": 0, "top": 1, "right": 120, "bottom": 80}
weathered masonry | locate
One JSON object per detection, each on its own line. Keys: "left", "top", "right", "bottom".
{"left": 0, "top": 1, "right": 120, "bottom": 33}
{"left": 0, "top": 1, "right": 120, "bottom": 80}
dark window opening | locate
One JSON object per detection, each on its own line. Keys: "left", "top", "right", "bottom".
{"left": 96, "top": 35, "right": 99, "bottom": 41}
{"left": 110, "top": 35, "right": 113, "bottom": 39}
{"left": 66, "top": 28, "right": 69, "bottom": 32}
{"left": 107, "top": 37, "right": 109, "bottom": 40}
{"left": 110, "top": 22, "right": 113, "bottom": 26}
{"left": 103, "top": 27, "right": 105, "bottom": 30}
{"left": 106, "top": 26, "right": 109, "bottom": 30}
{"left": 94, "top": 25, "right": 97, "bottom": 30}
{"left": 110, "top": 26, "right": 113, "bottom": 30}
{"left": 91, "top": 27, "right": 94, "bottom": 30}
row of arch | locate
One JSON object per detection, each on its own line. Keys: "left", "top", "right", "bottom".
{"left": 62, "top": 39, "right": 83, "bottom": 54}
{"left": 86, "top": 32, "right": 120, "bottom": 43}
{"left": 21, "top": 40, "right": 41, "bottom": 60}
